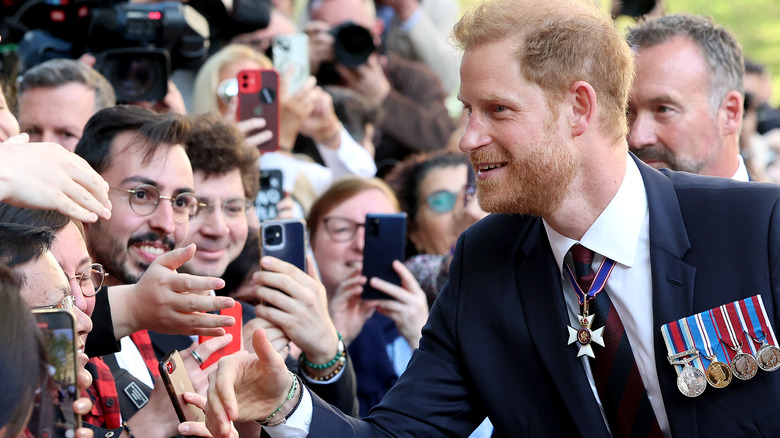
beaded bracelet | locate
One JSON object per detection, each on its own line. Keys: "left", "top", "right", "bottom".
{"left": 267, "top": 375, "right": 305, "bottom": 427}
{"left": 303, "top": 352, "right": 346, "bottom": 382}
{"left": 300, "top": 333, "right": 344, "bottom": 370}
{"left": 256, "top": 371, "right": 299, "bottom": 426}
{"left": 121, "top": 421, "right": 135, "bottom": 438}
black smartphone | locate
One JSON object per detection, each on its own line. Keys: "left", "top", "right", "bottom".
{"left": 159, "top": 350, "right": 206, "bottom": 423}
{"left": 29, "top": 309, "right": 80, "bottom": 438}
{"left": 361, "top": 213, "right": 407, "bottom": 300}
{"left": 256, "top": 169, "right": 284, "bottom": 223}
{"left": 260, "top": 219, "right": 307, "bottom": 272}
{"left": 237, "top": 68, "right": 280, "bottom": 152}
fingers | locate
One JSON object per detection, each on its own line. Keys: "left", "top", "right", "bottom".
{"left": 154, "top": 244, "right": 198, "bottom": 271}
{"left": 223, "top": 98, "right": 238, "bottom": 124}
{"left": 179, "top": 420, "right": 214, "bottom": 438}
{"left": 73, "top": 397, "right": 92, "bottom": 416}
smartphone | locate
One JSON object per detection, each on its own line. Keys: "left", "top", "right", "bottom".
{"left": 260, "top": 219, "right": 307, "bottom": 272}
{"left": 272, "top": 33, "right": 310, "bottom": 94}
{"left": 197, "top": 302, "right": 243, "bottom": 370}
{"left": 361, "top": 213, "right": 407, "bottom": 300}
{"left": 30, "top": 309, "right": 80, "bottom": 438}
{"left": 237, "top": 68, "right": 280, "bottom": 153}
{"left": 256, "top": 169, "right": 284, "bottom": 223}
{"left": 159, "top": 350, "right": 206, "bottom": 423}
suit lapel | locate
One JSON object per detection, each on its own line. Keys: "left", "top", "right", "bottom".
{"left": 515, "top": 219, "right": 610, "bottom": 436}
{"left": 638, "top": 157, "right": 698, "bottom": 436}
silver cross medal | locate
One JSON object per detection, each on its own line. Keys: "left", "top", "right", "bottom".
{"left": 567, "top": 300, "right": 604, "bottom": 358}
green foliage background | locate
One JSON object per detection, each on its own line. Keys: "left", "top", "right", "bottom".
{"left": 456, "top": 0, "right": 780, "bottom": 105}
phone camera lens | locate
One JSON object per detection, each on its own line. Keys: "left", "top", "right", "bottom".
{"left": 166, "top": 361, "right": 175, "bottom": 374}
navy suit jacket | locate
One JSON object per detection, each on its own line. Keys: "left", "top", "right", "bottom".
{"left": 307, "top": 157, "right": 780, "bottom": 437}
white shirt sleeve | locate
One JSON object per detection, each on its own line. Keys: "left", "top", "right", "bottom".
{"left": 316, "top": 128, "right": 377, "bottom": 179}
{"left": 263, "top": 386, "right": 313, "bottom": 437}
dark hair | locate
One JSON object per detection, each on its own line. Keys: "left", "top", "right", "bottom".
{"left": 0, "top": 204, "right": 70, "bottom": 232}
{"left": 386, "top": 152, "right": 469, "bottom": 221}
{"left": 74, "top": 105, "right": 192, "bottom": 174}
{"left": 185, "top": 112, "right": 260, "bottom": 199}
{"left": 628, "top": 14, "right": 744, "bottom": 112}
{"left": 0, "top": 223, "right": 55, "bottom": 271}
{"left": 0, "top": 263, "right": 48, "bottom": 438}
{"left": 324, "top": 86, "right": 383, "bottom": 143}
{"left": 17, "top": 58, "right": 116, "bottom": 112}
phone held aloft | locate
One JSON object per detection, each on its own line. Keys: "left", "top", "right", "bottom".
{"left": 159, "top": 350, "right": 206, "bottom": 423}
{"left": 30, "top": 308, "right": 81, "bottom": 438}
{"left": 237, "top": 68, "right": 280, "bottom": 153}
{"left": 362, "top": 213, "right": 407, "bottom": 300}
{"left": 260, "top": 218, "right": 307, "bottom": 272}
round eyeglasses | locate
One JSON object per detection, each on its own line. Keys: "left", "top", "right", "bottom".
{"left": 322, "top": 217, "right": 366, "bottom": 242}
{"left": 34, "top": 294, "right": 76, "bottom": 312}
{"left": 424, "top": 190, "right": 459, "bottom": 214}
{"left": 66, "top": 263, "right": 107, "bottom": 297}
{"left": 111, "top": 185, "right": 200, "bottom": 223}
{"left": 195, "top": 198, "right": 251, "bottom": 221}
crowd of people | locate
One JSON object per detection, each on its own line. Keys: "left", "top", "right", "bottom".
{"left": 2, "top": 0, "right": 780, "bottom": 437}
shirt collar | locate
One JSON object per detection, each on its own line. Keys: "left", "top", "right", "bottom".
{"left": 732, "top": 154, "right": 749, "bottom": 182}
{"left": 544, "top": 157, "right": 647, "bottom": 272}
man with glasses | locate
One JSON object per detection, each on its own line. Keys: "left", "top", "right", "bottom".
{"left": 149, "top": 113, "right": 358, "bottom": 418}
{"left": 73, "top": 105, "right": 233, "bottom": 435}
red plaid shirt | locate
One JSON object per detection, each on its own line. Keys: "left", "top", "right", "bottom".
{"left": 83, "top": 330, "right": 161, "bottom": 429}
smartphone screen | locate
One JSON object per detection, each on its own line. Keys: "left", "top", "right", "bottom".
{"left": 29, "top": 309, "right": 80, "bottom": 438}
{"left": 361, "top": 213, "right": 407, "bottom": 300}
{"left": 159, "top": 350, "right": 206, "bottom": 423}
{"left": 237, "top": 68, "right": 280, "bottom": 153}
{"left": 197, "top": 302, "right": 243, "bottom": 370}
{"left": 260, "top": 219, "right": 306, "bottom": 272}
{"left": 256, "top": 169, "right": 284, "bottom": 223}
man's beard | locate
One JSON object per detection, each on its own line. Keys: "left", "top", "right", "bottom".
{"left": 88, "top": 222, "right": 175, "bottom": 285}
{"left": 631, "top": 144, "right": 703, "bottom": 174}
{"left": 471, "top": 121, "right": 578, "bottom": 217}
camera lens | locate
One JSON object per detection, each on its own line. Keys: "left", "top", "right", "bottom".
{"left": 113, "top": 56, "right": 157, "bottom": 100}
{"left": 264, "top": 225, "right": 283, "bottom": 246}
{"left": 332, "top": 22, "right": 375, "bottom": 67}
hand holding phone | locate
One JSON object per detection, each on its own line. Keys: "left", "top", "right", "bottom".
{"left": 273, "top": 33, "right": 310, "bottom": 95}
{"left": 237, "top": 69, "right": 280, "bottom": 153}
{"left": 159, "top": 350, "right": 206, "bottom": 423}
{"left": 260, "top": 219, "right": 307, "bottom": 272}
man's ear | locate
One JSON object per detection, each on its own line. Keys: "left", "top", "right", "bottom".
{"left": 720, "top": 90, "right": 744, "bottom": 136}
{"left": 567, "top": 81, "right": 597, "bottom": 137}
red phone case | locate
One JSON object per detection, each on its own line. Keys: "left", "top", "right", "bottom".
{"left": 197, "top": 302, "right": 243, "bottom": 369}
{"left": 237, "top": 68, "right": 280, "bottom": 153}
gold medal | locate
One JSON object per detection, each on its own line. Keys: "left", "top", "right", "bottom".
{"left": 703, "top": 354, "right": 732, "bottom": 388}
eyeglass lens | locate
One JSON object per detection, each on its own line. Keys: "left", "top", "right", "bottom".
{"left": 323, "top": 217, "right": 365, "bottom": 242}
{"left": 426, "top": 190, "right": 458, "bottom": 213}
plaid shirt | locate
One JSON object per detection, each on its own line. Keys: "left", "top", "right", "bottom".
{"left": 83, "top": 330, "right": 161, "bottom": 429}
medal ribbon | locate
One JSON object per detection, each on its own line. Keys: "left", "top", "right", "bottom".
{"left": 737, "top": 294, "right": 778, "bottom": 347}
{"left": 713, "top": 304, "right": 741, "bottom": 362}
{"left": 727, "top": 301, "right": 757, "bottom": 355}
{"left": 661, "top": 319, "right": 699, "bottom": 374}
{"left": 563, "top": 256, "right": 616, "bottom": 305}
{"left": 691, "top": 311, "right": 730, "bottom": 367}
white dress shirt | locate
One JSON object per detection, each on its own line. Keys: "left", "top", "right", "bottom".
{"left": 543, "top": 158, "right": 670, "bottom": 436}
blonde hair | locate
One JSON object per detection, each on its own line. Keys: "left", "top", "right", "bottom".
{"left": 453, "top": 0, "right": 635, "bottom": 142}
{"left": 191, "top": 44, "right": 273, "bottom": 115}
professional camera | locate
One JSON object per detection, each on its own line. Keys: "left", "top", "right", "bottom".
{"left": 89, "top": 1, "right": 209, "bottom": 102}
{"left": 316, "top": 22, "right": 376, "bottom": 86}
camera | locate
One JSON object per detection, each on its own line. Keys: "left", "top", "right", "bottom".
{"left": 331, "top": 22, "right": 375, "bottom": 68}
{"left": 264, "top": 224, "right": 284, "bottom": 247}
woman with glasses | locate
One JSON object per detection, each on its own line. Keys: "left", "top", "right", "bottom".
{"left": 386, "top": 152, "right": 487, "bottom": 304}
{"left": 306, "top": 176, "right": 429, "bottom": 417}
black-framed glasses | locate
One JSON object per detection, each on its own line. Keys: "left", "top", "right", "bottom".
{"left": 111, "top": 185, "right": 200, "bottom": 223}
{"left": 66, "top": 263, "right": 106, "bottom": 298}
{"left": 34, "top": 295, "right": 76, "bottom": 312}
{"left": 195, "top": 198, "right": 251, "bottom": 221}
{"left": 322, "top": 216, "right": 365, "bottom": 242}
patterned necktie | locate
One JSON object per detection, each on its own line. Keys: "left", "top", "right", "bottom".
{"left": 570, "top": 244, "right": 662, "bottom": 438}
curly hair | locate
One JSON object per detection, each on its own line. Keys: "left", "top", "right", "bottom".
{"left": 185, "top": 112, "right": 260, "bottom": 199}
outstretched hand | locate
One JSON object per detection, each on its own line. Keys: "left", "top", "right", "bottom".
{"left": 111, "top": 244, "right": 236, "bottom": 338}
{"left": 204, "top": 328, "right": 296, "bottom": 438}
{"left": 0, "top": 135, "right": 112, "bottom": 223}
